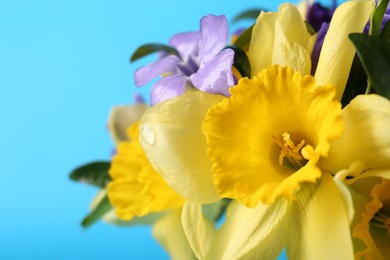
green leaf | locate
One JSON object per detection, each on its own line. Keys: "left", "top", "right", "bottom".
{"left": 305, "top": 21, "right": 315, "bottom": 34}
{"left": 202, "top": 199, "right": 230, "bottom": 223}
{"left": 105, "top": 212, "right": 166, "bottom": 227}
{"left": 232, "top": 9, "right": 264, "bottom": 22}
{"left": 371, "top": 0, "right": 390, "bottom": 36}
{"left": 225, "top": 46, "right": 251, "bottom": 78}
{"left": 349, "top": 33, "right": 390, "bottom": 99}
{"left": 381, "top": 20, "right": 390, "bottom": 42}
{"left": 341, "top": 55, "right": 367, "bottom": 107}
{"left": 70, "top": 161, "right": 111, "bottom": 188}
{"left": 130, "top": 43, "right": 179, "bottom": 62}
{"left": 81, "top": 195, "right": 112, "bottom": 228}
{"left": 233, "top": 25, "right": 254, "bottom": 50}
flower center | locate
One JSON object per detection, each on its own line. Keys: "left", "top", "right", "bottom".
{"left": 371, "top": 200, "right": 390, "bottom": 236}
{"left": 272, "top": 132, "right": 308, "bottom": 170}
{"left": 177, "top": 55, "right": 200, "bottom": 76}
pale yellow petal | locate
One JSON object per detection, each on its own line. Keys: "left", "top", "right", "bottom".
{"left": 319, "top": 95, "right": 390, "bottom": 174}
{"left": 272, "top": 4, "right": 311, "bottom": 75}
{"left": 277, "top": 3, "right": 309, "bottom": 48}
{"left": 205, "top": 199, "right": 290, "bottom": 260}
{"left": 286, "top": 173, "right": 354, "bottom": 260}
{"left": 181, "top": 201, "right": 216, "bottom": 259}
{"left": 140, "top": 91, "right": 224, "bottom": 203}
{"left": 296, "top": 0, "right": 312, "bottom": 18}
{"left": 272, "top": 22, "right": 311, "bottom": 75}
{"left": 248, "top": 4, "right": 311, "bottom": 76}
{"left": 108, "top": 103, "right": 148, "bottom": 144}
{"left": 152, "top": 210, "right": 197, "bottom": 260}
{"left": 248, "top": 12, "right": 278, "bottom": 77}
{"left": 314, "top": 0, "right": 375, "bottom": 101}
{"left": 334, "top": 170, "right": 355, "bottom": 222}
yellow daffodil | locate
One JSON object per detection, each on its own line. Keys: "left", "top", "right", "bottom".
{"left": 108, "top": 122, "right": 185, "bottom": 219}
{"left": 204, "top": 65, "right": 343, "bottom": 207}
{"left": 202, "top": 65, "right": 354, "bottom": 259}
{"left": 107, "top": 121, "right": 198, "bottom": 260}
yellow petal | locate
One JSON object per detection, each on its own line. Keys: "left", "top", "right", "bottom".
{"left": 181, "top": 201, "right": 216, "bottom": 259}
{"left": 272, "top": 4, "right": 311, "bottom": 75}
{"left": 152, "top": 209, "right": 197, "bottom": 260}
{"left": 248, "top": 12, "right": 278, "bottom": 77}
{"left": 107, "top": 122, "right": 185, "bottom": 220}
{"left": 286, "top": 173, "right": 354, "bottom": 260}
{"left": 272, "top": 22, "right": 311, "bottom": 75}
{"left": 205, "top": 199, "right": 290, "bottom": 260}
{"left": 248, "top": 4, "right": 311, "bottom": 77}
{"left": 296, "top": 0, "right": 312, "bottom": 18}
{"left": 140, "top": 91, "right": 224, "bottom": 203}
{"left": 107, "top": 103, "right": 148, "bottom": 144}
{"left": 203, "top": 66, "right": 343, "bottom": 207}
{"left": 319, "top": 94, "right": 390, "bottom": 174}
{"left": 314, "top": 0, "right": 375, "bottom": 101}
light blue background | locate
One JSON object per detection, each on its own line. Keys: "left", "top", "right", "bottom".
{"left": 0, "top": 0, "right": 339, "bottom": 259}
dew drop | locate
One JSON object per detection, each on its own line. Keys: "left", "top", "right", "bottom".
{"left": 140, "top": 123, "right": 155, "bottom": 145}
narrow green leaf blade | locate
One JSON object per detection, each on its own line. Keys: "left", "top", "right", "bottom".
{"left": 232, "top": 9, "right": 264, "bottom": 22}
{"left": 81, "top": 195, "right": 112, "bottom": 228}
{"left": 349, "top": 33, "right": 390, "bottom": 99}
{"left": 305, "top": 21, "right": 315, "bottom": 34}
{"left": 225, "top": 46, "right": 251, "bottom": 78}
{"left": 130, "top": 43, "right": 179, "bottom": 62}
{"left": 380, "top": 20, "right": 390, "bottom": 42}
{"left": 70, "top": 161, "right": 111, "bottom": 188}
{"left": 233, "top": 25, "right": 254, "bottom": 50}
{"left": 371, "top": 0, "right": 390, "bottom": 36}
{"left": 341, "top": 55, "right": 367, "bottom": 107}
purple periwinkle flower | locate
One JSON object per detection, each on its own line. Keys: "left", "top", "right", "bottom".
{"left": 134, "top": 14, "right": 235, "bottom": 106}
{"left": 306, "top": 0, "right": 336, "bottom": 32}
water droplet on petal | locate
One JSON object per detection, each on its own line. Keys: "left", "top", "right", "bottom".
{"left": 140, "top": 123, "right": 155, "bottom": 145}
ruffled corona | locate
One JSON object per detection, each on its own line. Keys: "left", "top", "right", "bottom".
{"left": 107, "top": 122, "right": 185, "bottom": 220}
{"left": 353, "top": 179, "right": 390, "bottom": 260}
{"left": 203, "top": 65, "right": 343, "bottom": 207}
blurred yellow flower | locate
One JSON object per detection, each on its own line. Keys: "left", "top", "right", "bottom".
{"left": 108, "top": 121, "right": 185, "bottom": 220}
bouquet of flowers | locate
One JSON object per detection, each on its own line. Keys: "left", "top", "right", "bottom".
{"left": 70, "top": 0, "right": 390, "bottom": 259}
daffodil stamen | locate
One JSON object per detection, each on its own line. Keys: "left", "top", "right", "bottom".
{"left": 272, "top": 132, "right": 307, "bottom": 170}
{"left": 371, "top": 210, "right": 390, "bottom": 235}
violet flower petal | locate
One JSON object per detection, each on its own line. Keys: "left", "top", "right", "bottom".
{"left": 198, "top": 15, "right": 229, "bottom": 64}
{"left": 150, "top": 74, "right": 187, "bottom": 106}
{"left": 169, "top": 31, "right": 201, "bottom": 61}
{"left": 191, "top": 48, "right": 234, "bottom": 97}
{"left": 311, "top": 22, "right": 329, "bottom": 75}
{"left": 134, "top": 55, "right": 181, "bottom": 86}
{"left": 306, "top": 3, "right": 333, "bottom": 32}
